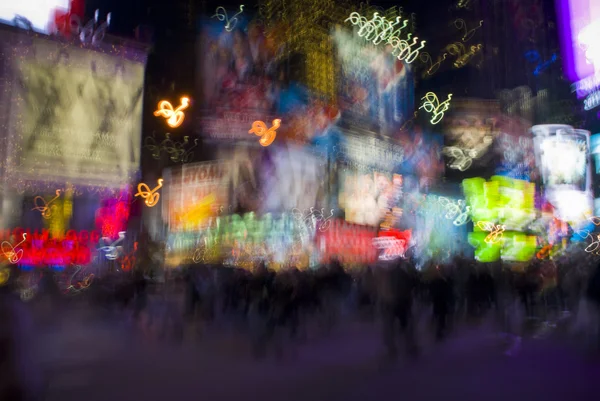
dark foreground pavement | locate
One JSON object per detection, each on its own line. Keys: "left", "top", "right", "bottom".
{"left": 36, "top": 306, "right": 600, "bottom": 401}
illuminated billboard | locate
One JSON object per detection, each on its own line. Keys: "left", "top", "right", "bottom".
{"left": 556, "top": 0, "right": 600, "bottom": 81}
{"left": 0, "top": 1, "right": 69, "bottom": 33}
{"left": 163, "top": 161, "right": 230, "bottom": 232}
{"left": 1, "top": 30, "right": 145, "bottom": 189}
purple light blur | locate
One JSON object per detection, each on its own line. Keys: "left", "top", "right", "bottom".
{"left": 556, "top": 0, "right": 600, "bottom": 81}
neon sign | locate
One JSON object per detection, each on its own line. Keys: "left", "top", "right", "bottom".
{"left": 135, "top": 179, "right": 163, "bottom": 207}
{"left": 32, "top": 190, "right": 62, "bottom": 219}
{"left": 419, "top": 92, "right": 452, "bottom": 124}
{"left": 345, "top": 12, "right": 426, "bottom": 64}
{"left": 12, "top": 229, "right": 102, "bottom": 267}
{"left": 212, "top": 5, "right": 244, "bottom": 32}
{"left": 154, "top": 97, "right": 190, "bottom": 128}
{"left": 317, "top": 219, "right": 378, "bottom": 265}
{"left": 373, "top": 228, "right": 412, "bottom": 261}
{"left": 248, "top": 119, "right": 280, "bottom": 147}
{"left": 556, "top": 0, "right": 600, "bottom": 81}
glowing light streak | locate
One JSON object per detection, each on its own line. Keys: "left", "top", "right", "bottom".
{"left": 248, "top": 119, "right": 280, "bottom": 147}
{"left": 98, "top": 231, "right": 125, "bottom": 260}
{"left": 145, "top": 134, "right": 199, "bottom": 163}
{"left": 345, "top": 11, "right": 426, "bottom": 64}
{"left": 292, "top": 207, "right": 335, "bottom": 232}
{"left": 32, "top": 190, "right": 62, "bottom": 219}
{"left": 438, "top": 197, "right": 471, "bottom": 226}
{"left": 2, "top": 234, "right": 27, "bottom": 264}
{"left": 420, "top": 52, "right": 448, "bottom": 76}
{"left": 533, "top": 53, "right": 557, "bottom": 76}
{"left": 372, "top": 236, "right": 406, "bottom": 260}
{"left": 135, "top": 179, "right": 163, "bottom": 207}
{"left": 453, "top": 44, "right": 483, "bottom": 68}
{"left": 453, "top": 19, "right": 483, "bottom": 42}
{"left": 419, "top": 92, "right": 452, "bottom": 125}
{"left": 64, "top": 265, "right": 94, "bottom": 294}
{"left": 456, "top": 0, "right": 471, "bottom": 9}
{"left": 476, "top": 221, "right": 506, "bottom": 244}
{"left": 153, "top": 97, "right": 190, "bottom": 128}
{"left": 212, "top": 5, "right": 244, "bottom": 32}
{"left": 443, "top": 135, "right": 493, "bottom": 171}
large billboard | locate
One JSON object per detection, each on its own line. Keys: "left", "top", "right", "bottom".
{"left": 197, "top": 17, "right": 281, "bottom": 141}
{"left": 1, "top": 31, "right": 145, "bottom": 189}
{"left": 556, "top": 0, "right": 600, "bottom": 82}
{"left": 163, "top": 161, "right": 230, "bottom": 232}
{"left": 259, "top": 144, "right": 327, "bottom": 213}
{"left": 0, "top": 0, "right": 69, "bottom": 33}
{"left": 333, "top": 27, "right": 415, "bottom": 134}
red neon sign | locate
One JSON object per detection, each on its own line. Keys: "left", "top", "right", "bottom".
{"left": 1, "top": 229, "right": 101, "bottom": 267}
{"left": 316, "top": 219, "right": 378, "bottom": 264}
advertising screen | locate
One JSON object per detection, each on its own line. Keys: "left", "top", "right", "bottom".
{"left": 556, "top": 0, "right": 600, "bottom": 81}
{"left": 333, "top": 27, "right": 415, "bottom": 133}
{"left": 0, "top": 0, "right": 69, "bottom": 33}
{"left": 197, "top": 17, "right": 281, "bottom": 140}
{"left": 339, "top": 169, "right": 395, "bottom": 227}
{"left": 2, "top": 32, "right": 145, "bottom": 189}
{"left": 163, "top": 161, "right": 230, "bottom": 232}
{"left": 260, "top": 144, "right": 327, "bottom": 213}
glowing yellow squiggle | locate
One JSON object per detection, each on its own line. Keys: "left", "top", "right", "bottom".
{"left": 32, "top": 190, "right": 62, "bottom": 219}
{"left": 476, "top": 221, "right": 505, "bottom": 244}
{"left": 135, "top": 179, "right": 164, "bottom": 207}
{"left": 454, "top": 19, "right": 483, "bottom": 42}
{"left": 2, "top": 234, "right": 27, "bottom": 264}
{"left": 154, "top": 97, "right": 190, "bottom": 128}
{"left": 248, "top": 119, "right": 280, "bottom": 147}
{"left": 346, "top": 11, "right": 426, "bottom": 64}
{"left": 419, "top": 92, "right": 452, "bottom": 124}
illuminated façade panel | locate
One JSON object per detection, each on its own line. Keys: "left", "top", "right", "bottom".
{"left": 1, "top": 29, "right": 146, "bottom": 189}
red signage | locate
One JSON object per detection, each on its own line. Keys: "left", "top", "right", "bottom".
{"left": 316, "top": 219, "right": 378, "bottom": 265}
{"left": 1, "top": 229, "right": 101, "bottom": 267}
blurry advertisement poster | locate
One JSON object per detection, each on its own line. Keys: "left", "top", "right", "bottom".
{"left": 395, "top": 129, "right": 445, "bottom": 189}
{"left": 2, "top": 32, "right": 145, "bottom": 188}
{"left": 259, "top": 144, "right": 327, "bottom": 213}
{"left": 198, "top": 17, "right": 282, "bottom": 140}
{"left": 339, "top": 170, "right": 395, "bottom": 227}
{"left": 337, "top": 133, "right": 404, "bottom": 172}
{"left": 217, "top": 146, "right": 264, "bottom": 212}
{"left": 163, "top": 161, "right": 230, "bottom": 232}
{"left": 333, "top": 27, "right": 415, "bottom": 133}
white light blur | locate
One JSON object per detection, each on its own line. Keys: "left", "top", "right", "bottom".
{"left": 551, "top": 190, "right": 593, "bottom": 224}
{"left": 579, "top": 21, "right": 600, "bottom": 72}
{"left": 0, "top": 1, "right": 69, "bottom": 33}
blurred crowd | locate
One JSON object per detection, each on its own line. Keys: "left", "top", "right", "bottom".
{"left": 2, "top": 255, "right": 600, "bottom": 400}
